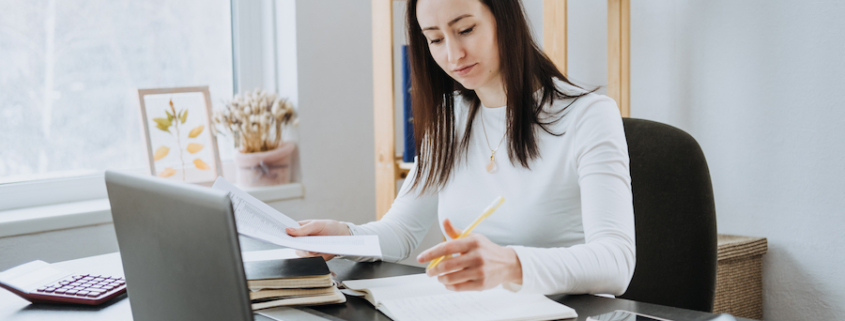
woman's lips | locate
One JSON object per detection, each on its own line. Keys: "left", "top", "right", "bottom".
{"left": 453, "top": 63, "right": 477, "bottom": 77}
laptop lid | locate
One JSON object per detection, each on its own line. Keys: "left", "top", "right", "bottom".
{"left": 105, "top": 170, "right": 254, "bottom": 321}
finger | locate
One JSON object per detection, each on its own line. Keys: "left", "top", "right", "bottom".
{"left": 437, "top": 265, "right": 479, "bottom": 286}
{"left": 286, "top": 221, "right": 322, "bottom": 236}
{"left": 418, "top": 238, "right": 476, "bottom": 264}
{"left": 295, "top": 250, "right": 314, "bottom": 257}
{"left": 444, "top": 279, "right": 486, "bottom": 292}
{"left": 428, "top": 252, "right": 477, "bottom": 277}
{"left": 297, "top": 220, "right": 312, "bottom": 226}
{"left": 295, "top": 250, "right": 334, "bottom": 260}
{"left": 442, "top": 219, "right": 463, "bottom": 239}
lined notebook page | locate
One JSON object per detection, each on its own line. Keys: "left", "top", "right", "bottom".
{"left": 343, "top": 274, "right": 450, "bottom": 303}
{"left": 380, "top": 289, "right": 577, "bottom": 321}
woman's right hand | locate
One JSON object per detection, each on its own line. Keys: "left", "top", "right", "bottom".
{"left": 285, "top": 220, "right": 351, "bottom": 261}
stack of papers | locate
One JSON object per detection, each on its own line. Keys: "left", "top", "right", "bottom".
{"left": 212, "top": 177, "right": 381, "bottom": 258}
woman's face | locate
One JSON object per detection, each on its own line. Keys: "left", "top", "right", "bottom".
{"left": 417, "top": 0, "right": 501, "bottom": 91}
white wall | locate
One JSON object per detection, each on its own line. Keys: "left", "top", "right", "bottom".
{"left": 0, "top": 224, "right": 119, "bottom": 270}
{"left": 265, "top": 0, "right": 376, "bottom": 227}
{"left": 624, "top": 1, "right": 844, "bottom": 320}
{"left": 541, "top": 1, "right": 845, "bottom": 319}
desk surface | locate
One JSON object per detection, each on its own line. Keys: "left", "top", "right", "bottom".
{"left": 0, "top": 238, "right": 756, "bottom": 321}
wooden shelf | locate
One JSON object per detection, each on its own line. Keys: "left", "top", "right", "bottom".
{"left": 372, "top": 0, "right": 630, "bottom": 219}
{"left": 395, "top": 157, "right": 412, "bottom": 180}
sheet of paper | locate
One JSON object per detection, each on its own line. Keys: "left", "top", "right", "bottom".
{"left": 380, "top": 289, "right": 577, "bottom": 321}
{"left": 212, "top": 177, "right": 381, "bottom": 258}
{"left": 257, "top": 307, "right": 332, "bottom": 321}
{"left": 241, "top": 248, "right": 300, "bottom": 262}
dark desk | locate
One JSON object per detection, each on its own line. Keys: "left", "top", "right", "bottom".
{"left": 0, "top": 239, "right": 756, "bottom": 321}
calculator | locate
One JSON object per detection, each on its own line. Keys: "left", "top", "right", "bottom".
{"left": 0, "top": 260, "right": 127, "bottom": 305}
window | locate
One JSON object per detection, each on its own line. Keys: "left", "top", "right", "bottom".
{"left": 0, "top": 0, "right": 233, "bottom": 186}
{"left": 0, "top": 0, "right": 234, "bottom": 209}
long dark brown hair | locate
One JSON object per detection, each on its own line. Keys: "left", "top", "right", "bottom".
{"left": 407, "top": 0, "right": 589, "bottom": 193}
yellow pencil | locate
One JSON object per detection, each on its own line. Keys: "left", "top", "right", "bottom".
{"left": 427, "top": 196, "right": 505, "bottom": 270}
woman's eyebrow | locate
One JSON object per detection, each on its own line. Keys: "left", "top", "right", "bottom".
{"left": 421, "top": 14, "right": 473, "bottom": 31}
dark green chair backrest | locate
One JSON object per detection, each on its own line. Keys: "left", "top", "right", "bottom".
{"left": 619, "top": 118, "right": 718, "bottom": 312}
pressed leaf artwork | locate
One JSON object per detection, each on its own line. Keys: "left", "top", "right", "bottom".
{"left": 158, "top": 167, "right": 176, "bottom": 178}
{"left": 188, "top": 125, "right": 204, "bottom": 138}
{"left": 152, "top": 98, "right": 212, "bottom": 180}
{"left": 154, "top": 146, "right": 170, "bottom": 161}
{"left": 187, "top": 143, "right": 204, "bottom": 154}
{"left": 193, "top": 158, "right": 210, "bottom": 170}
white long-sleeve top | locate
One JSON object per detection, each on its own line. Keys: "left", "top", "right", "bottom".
{"left": 346, "top": 81, "right": 636, "bottom": 296}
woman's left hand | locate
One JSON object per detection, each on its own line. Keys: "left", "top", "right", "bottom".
{"left": 417, "top": 219, "right": 523, "bottom": 291}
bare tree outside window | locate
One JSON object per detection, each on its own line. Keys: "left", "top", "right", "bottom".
{"left": 0, "top": 0, "right": 233, "bottom": 183}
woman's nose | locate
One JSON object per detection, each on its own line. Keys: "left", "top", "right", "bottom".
{"left": 446, "top": 39, "right": 465, "bottom": 64}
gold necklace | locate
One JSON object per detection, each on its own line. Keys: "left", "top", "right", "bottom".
{"left": 480, "top": 107, "right": 506, "bottom": 173}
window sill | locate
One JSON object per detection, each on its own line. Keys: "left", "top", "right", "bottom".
{"left": 0, "top": 183, "right": 304, "bottom": 239}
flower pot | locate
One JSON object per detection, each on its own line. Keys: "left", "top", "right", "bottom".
{"left": 233, "top": 142, "right": 296, "bottom": 187}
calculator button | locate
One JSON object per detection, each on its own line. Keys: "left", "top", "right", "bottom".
{"left": 54, "top": 289, "right": 67, "bottom": 294}
{"left": 77, "top": 291, "right": 89, "bottom": 296}
{"left": 59, "top": 280, "right": 71, "bottom": 285}
{"left": 65, "top": 290, "right": 78, "bottom": 295}
{"left": 87, "top": 292, "right": 102, "bottom": 297}
{"left": 93, "top": 278, "right": 104, "bottom": 282}
{"left": 36, "top": 287, "right": 47, "bottom": 292}
{"left": 104, "top": 285, "right": 116, "bottom": 290}
{"left": 45, "top": 287, "right": 56, "bottom": 293}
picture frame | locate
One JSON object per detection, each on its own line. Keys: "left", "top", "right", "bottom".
{"left": 138, "top": 86, "right": 222, "bottom": 185}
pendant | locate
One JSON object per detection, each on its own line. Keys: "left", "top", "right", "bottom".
{"left": 486, "top": 154, "right": 497, "bottom": 173}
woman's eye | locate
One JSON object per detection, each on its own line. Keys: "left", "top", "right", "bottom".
{"left": 459, "top": 26, "right": 475, "bottom": 35}
{"left": 429, "top": 38, "right": 442, "bottom": 45}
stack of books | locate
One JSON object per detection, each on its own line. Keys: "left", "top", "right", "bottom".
{"left": 245, "top": 256, "right": 345, "bottom": 310}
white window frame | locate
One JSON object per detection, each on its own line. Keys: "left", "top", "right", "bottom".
{"left": 0, "top": 0, "right": 302, "bottom": 238}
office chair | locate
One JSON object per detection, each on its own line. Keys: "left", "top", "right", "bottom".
{"left": 619, "top": 118, "right": 718, "bottom": 312}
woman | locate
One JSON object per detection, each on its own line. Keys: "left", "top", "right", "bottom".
{"left": 286, "top": 0, "right": 635, "bottom": 296}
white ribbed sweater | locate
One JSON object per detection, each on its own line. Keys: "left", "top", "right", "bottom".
{"left": 347, "top": 81, "right": 635, "bottom": 296}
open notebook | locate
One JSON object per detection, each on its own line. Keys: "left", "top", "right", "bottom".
{"left": 341, "top": 273, "right": 577, "bottom": 321}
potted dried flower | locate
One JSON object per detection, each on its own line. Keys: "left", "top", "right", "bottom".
{"left": 213, "top": 89, "right": 298, "bottom": 187}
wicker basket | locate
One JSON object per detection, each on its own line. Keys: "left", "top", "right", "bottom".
{"left": 713, "top": 234, "right": 768, "bottom": 320}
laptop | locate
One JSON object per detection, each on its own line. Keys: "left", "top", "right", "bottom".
{"left": 105, "top": 170, "right": 274, "bottom": 321}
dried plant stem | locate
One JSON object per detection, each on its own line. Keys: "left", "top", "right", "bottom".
{"left": 171, "top": 104, "right": 186, "bottom": 181}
